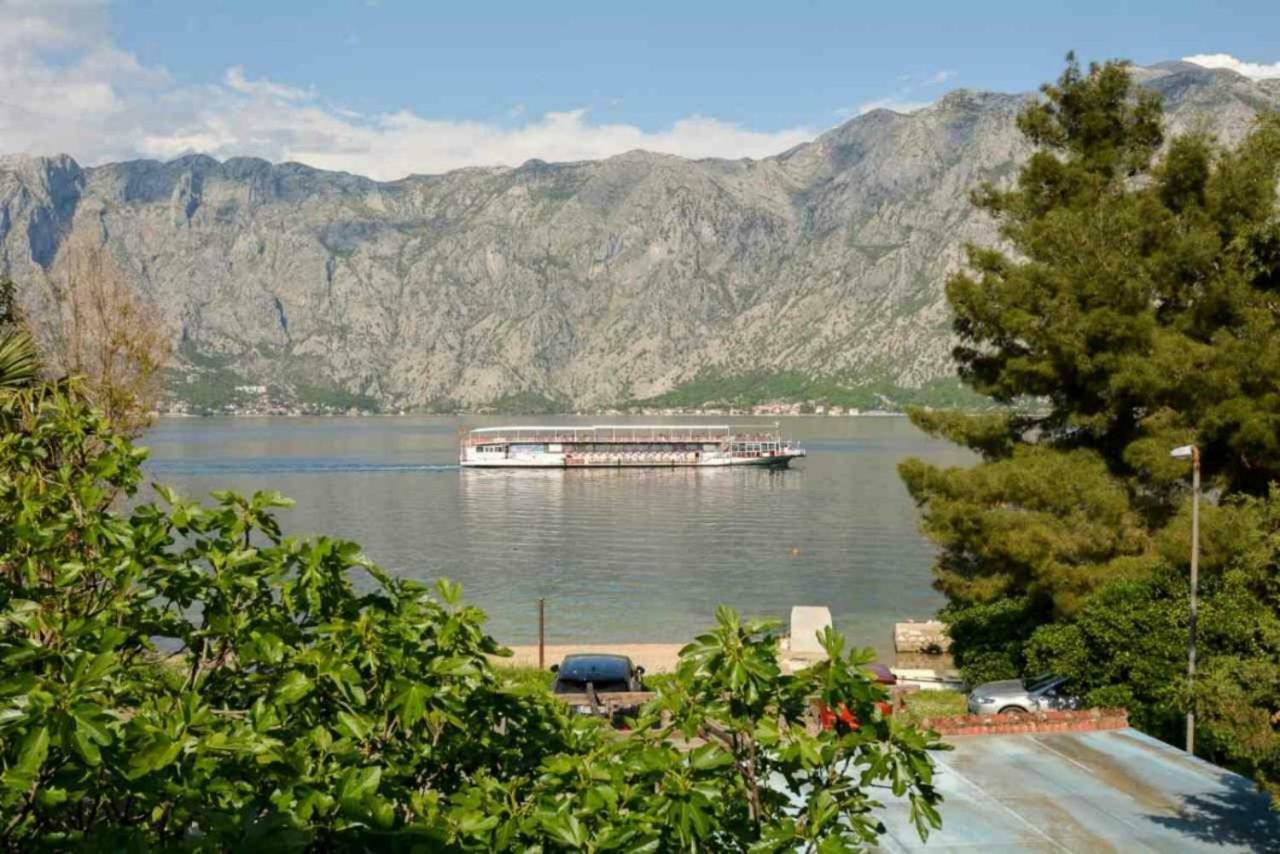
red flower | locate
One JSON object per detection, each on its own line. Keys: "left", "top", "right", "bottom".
{"left": 817, "top": 702, "right": 861, "bottom": 732}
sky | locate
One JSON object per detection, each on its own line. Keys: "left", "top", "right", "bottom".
{"left": 2, "top": 0, "right": 1279, "bottom": 180}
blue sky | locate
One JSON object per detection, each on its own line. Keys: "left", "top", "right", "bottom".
{"left": 107, "top": 0, "right": 1280, "bottom": 131}
{"left": 3, "top": 0, "right": 1278, "bottom": 178}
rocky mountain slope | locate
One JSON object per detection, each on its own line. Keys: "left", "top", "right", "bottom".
{"left": 2, "top": 62, "right": 1277, "bottom": 411}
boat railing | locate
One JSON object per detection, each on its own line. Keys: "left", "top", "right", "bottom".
{"left": 461, "top": 425, "right": 789, "bottom": 446}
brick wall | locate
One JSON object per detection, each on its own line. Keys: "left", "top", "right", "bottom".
{"left": 922, "top": 708, "right": 1129, "bottom": 736}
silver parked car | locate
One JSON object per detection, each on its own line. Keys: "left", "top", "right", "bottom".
{"left": 966, "top": 674, "right": 1080, "bottom": 716}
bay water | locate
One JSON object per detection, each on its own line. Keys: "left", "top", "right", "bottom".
{"left": 142, "top": 415, "right": 971, "bottom": 656}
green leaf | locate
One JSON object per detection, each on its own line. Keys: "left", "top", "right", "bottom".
{"left": 428, "top": 656, "right": 476, "bottom": 677}
{"left": 817, "top": 833, "right": 856, "bottom": 853}
{"left": 456, "top": 811, "right": 500, "bottom": 835}
{"left": 390, "top": 681, "right": 431, "bottom": 727}
{"left": 338, "top": 766, "right": 382, "bottom": 810}
{"left": 370, "top": 796, "right": 397, "bottom": 829}
{"left": 128, "top": 735, "right": 184, "bottom": 777}
{"left": 336, "top": 711, "right": 372, "bottom": 740}
{"left": 274, "top": 671, "right": 313, "bottom": 705}
{"left": 81, "top": 651, "right": 116, "bottom": 685}
{"left": 0, "top": 327, "right": 38, "bottom": 389}
{"left": 435, "top": 578, "right": 463, "bottom": 605}
{"left": 543, "top": 813, "right": 588, "bottom": 848}
{"left": 3, "top": 726, "right": 48, "bottom": 796}
{"left": 35, "top": 786, "right": 69, "bottom": 808}
{"left": 70, "top": 723, "right": 103, "bottom": 767}
{"left": 688, "top": 744, "right": 733, "bottom": 772}
{"left": 72, "top": 710, "right": 113, "bottom": 747}
{"left": 251, "top": 632, "right": 286, "bottom": 665}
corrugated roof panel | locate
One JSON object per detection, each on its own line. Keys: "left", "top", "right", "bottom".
{"left": 874, "top": 728, "right": 1279, "bottom": 852}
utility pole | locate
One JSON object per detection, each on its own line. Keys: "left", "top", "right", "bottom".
{"left": 1171, "top": 444, "right": 1200, "bottom": 755}
{"left": 538, "top": 598, "right": 546, "bottom": 670}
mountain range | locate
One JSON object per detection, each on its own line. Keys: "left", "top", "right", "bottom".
{"left": 2, "top": 61, "right": 1278, "bottom": 412}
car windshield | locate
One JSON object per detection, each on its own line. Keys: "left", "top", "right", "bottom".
{"left": 553, "top": 655, "right": 632, "bottom": 694}
{"left": 1025, "top": 674, "right": 1060, "bottom": 692}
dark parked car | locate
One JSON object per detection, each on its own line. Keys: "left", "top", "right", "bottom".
{"left": 551, "top": 654, "right": 645, "bottom": 695}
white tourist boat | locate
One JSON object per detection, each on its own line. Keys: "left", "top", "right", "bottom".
{"left": 459, "top": 424, "right": 805, "bottom": 469}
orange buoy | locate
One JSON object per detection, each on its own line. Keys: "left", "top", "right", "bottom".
{"left": 791, "top": 547, "right": 801, "bottom": 557}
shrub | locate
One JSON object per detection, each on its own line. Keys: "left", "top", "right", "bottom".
{"left": 0, "top": 385, "right": 946, "bottom": 849}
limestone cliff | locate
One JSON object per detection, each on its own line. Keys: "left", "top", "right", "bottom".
{"left": 1, "top": 63, "right": 1275, "bottom": 410}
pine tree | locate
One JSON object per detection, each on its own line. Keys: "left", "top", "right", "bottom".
{"left": 899, "top": 55, "right": 1280, "bottom": 797}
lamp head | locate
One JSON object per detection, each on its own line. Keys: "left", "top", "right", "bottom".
{"left": 1170, "top": 445, "right": 1195, "bottom": 460}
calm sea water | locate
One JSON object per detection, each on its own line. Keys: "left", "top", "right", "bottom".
{"left": 141, "top": 416, "right": 971, "bottom": 655}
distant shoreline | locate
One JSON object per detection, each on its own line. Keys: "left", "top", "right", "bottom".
{"left": 155, "top": 411, "right": 913, "bottom": 420}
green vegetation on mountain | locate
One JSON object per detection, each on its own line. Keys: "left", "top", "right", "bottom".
{"left": 899, "top": 54, "right": 1280, "bottom": 803}
{"left": 479, "top": 390, "right": 573, "bottom": 415}
{"left": 293, "top": 382, "right": 381, "bottom": 412}
{"left": 166, "top": 345, "right": 254, "bottom": 411}
{"left": 635, "top": 371, "right": 990, "bottom": 411}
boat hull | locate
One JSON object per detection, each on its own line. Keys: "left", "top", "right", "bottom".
{"left": 460, "top": 453, "right": 803, "bottom": 469}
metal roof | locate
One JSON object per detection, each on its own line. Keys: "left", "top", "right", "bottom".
{"left": 873, "top": 728, "right": 1279, "bottom": 852}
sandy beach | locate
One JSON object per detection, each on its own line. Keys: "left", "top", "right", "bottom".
{"left": 500, "top": 643, "right": 685, "bottom": 673}
{"left": 499, "top": 642, "right": 842, "bottom": 676}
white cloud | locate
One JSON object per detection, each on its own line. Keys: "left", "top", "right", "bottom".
{"left": 1183, "top": 53, "right": 1280, "bottom": 80}
{"left": 223, "top": 66, "right": 312, "bottom": 101}
{"left": 0, "top": 1, "right": 817, "bottom": 179}
{"left": 844, "top": 68, "right": 950, "bottom": 117}
{"left": 854, "top": 98, "right": 930, "bottom": 116}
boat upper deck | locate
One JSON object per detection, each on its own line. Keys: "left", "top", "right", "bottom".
{"left": 462, "top": 424, "right": 785, "bottom": 446}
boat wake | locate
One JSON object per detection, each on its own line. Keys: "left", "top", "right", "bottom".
{"left": 145, "top": 459, "right": 461, "bottom": 476}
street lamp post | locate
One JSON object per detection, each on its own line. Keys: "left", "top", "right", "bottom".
{"left": 1170, "top": 444, "right": 1200, "bottom": 755}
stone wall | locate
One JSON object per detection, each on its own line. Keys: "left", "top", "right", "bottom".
{"left": 893, "top": 619, "right": 951, "bottom": 654}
